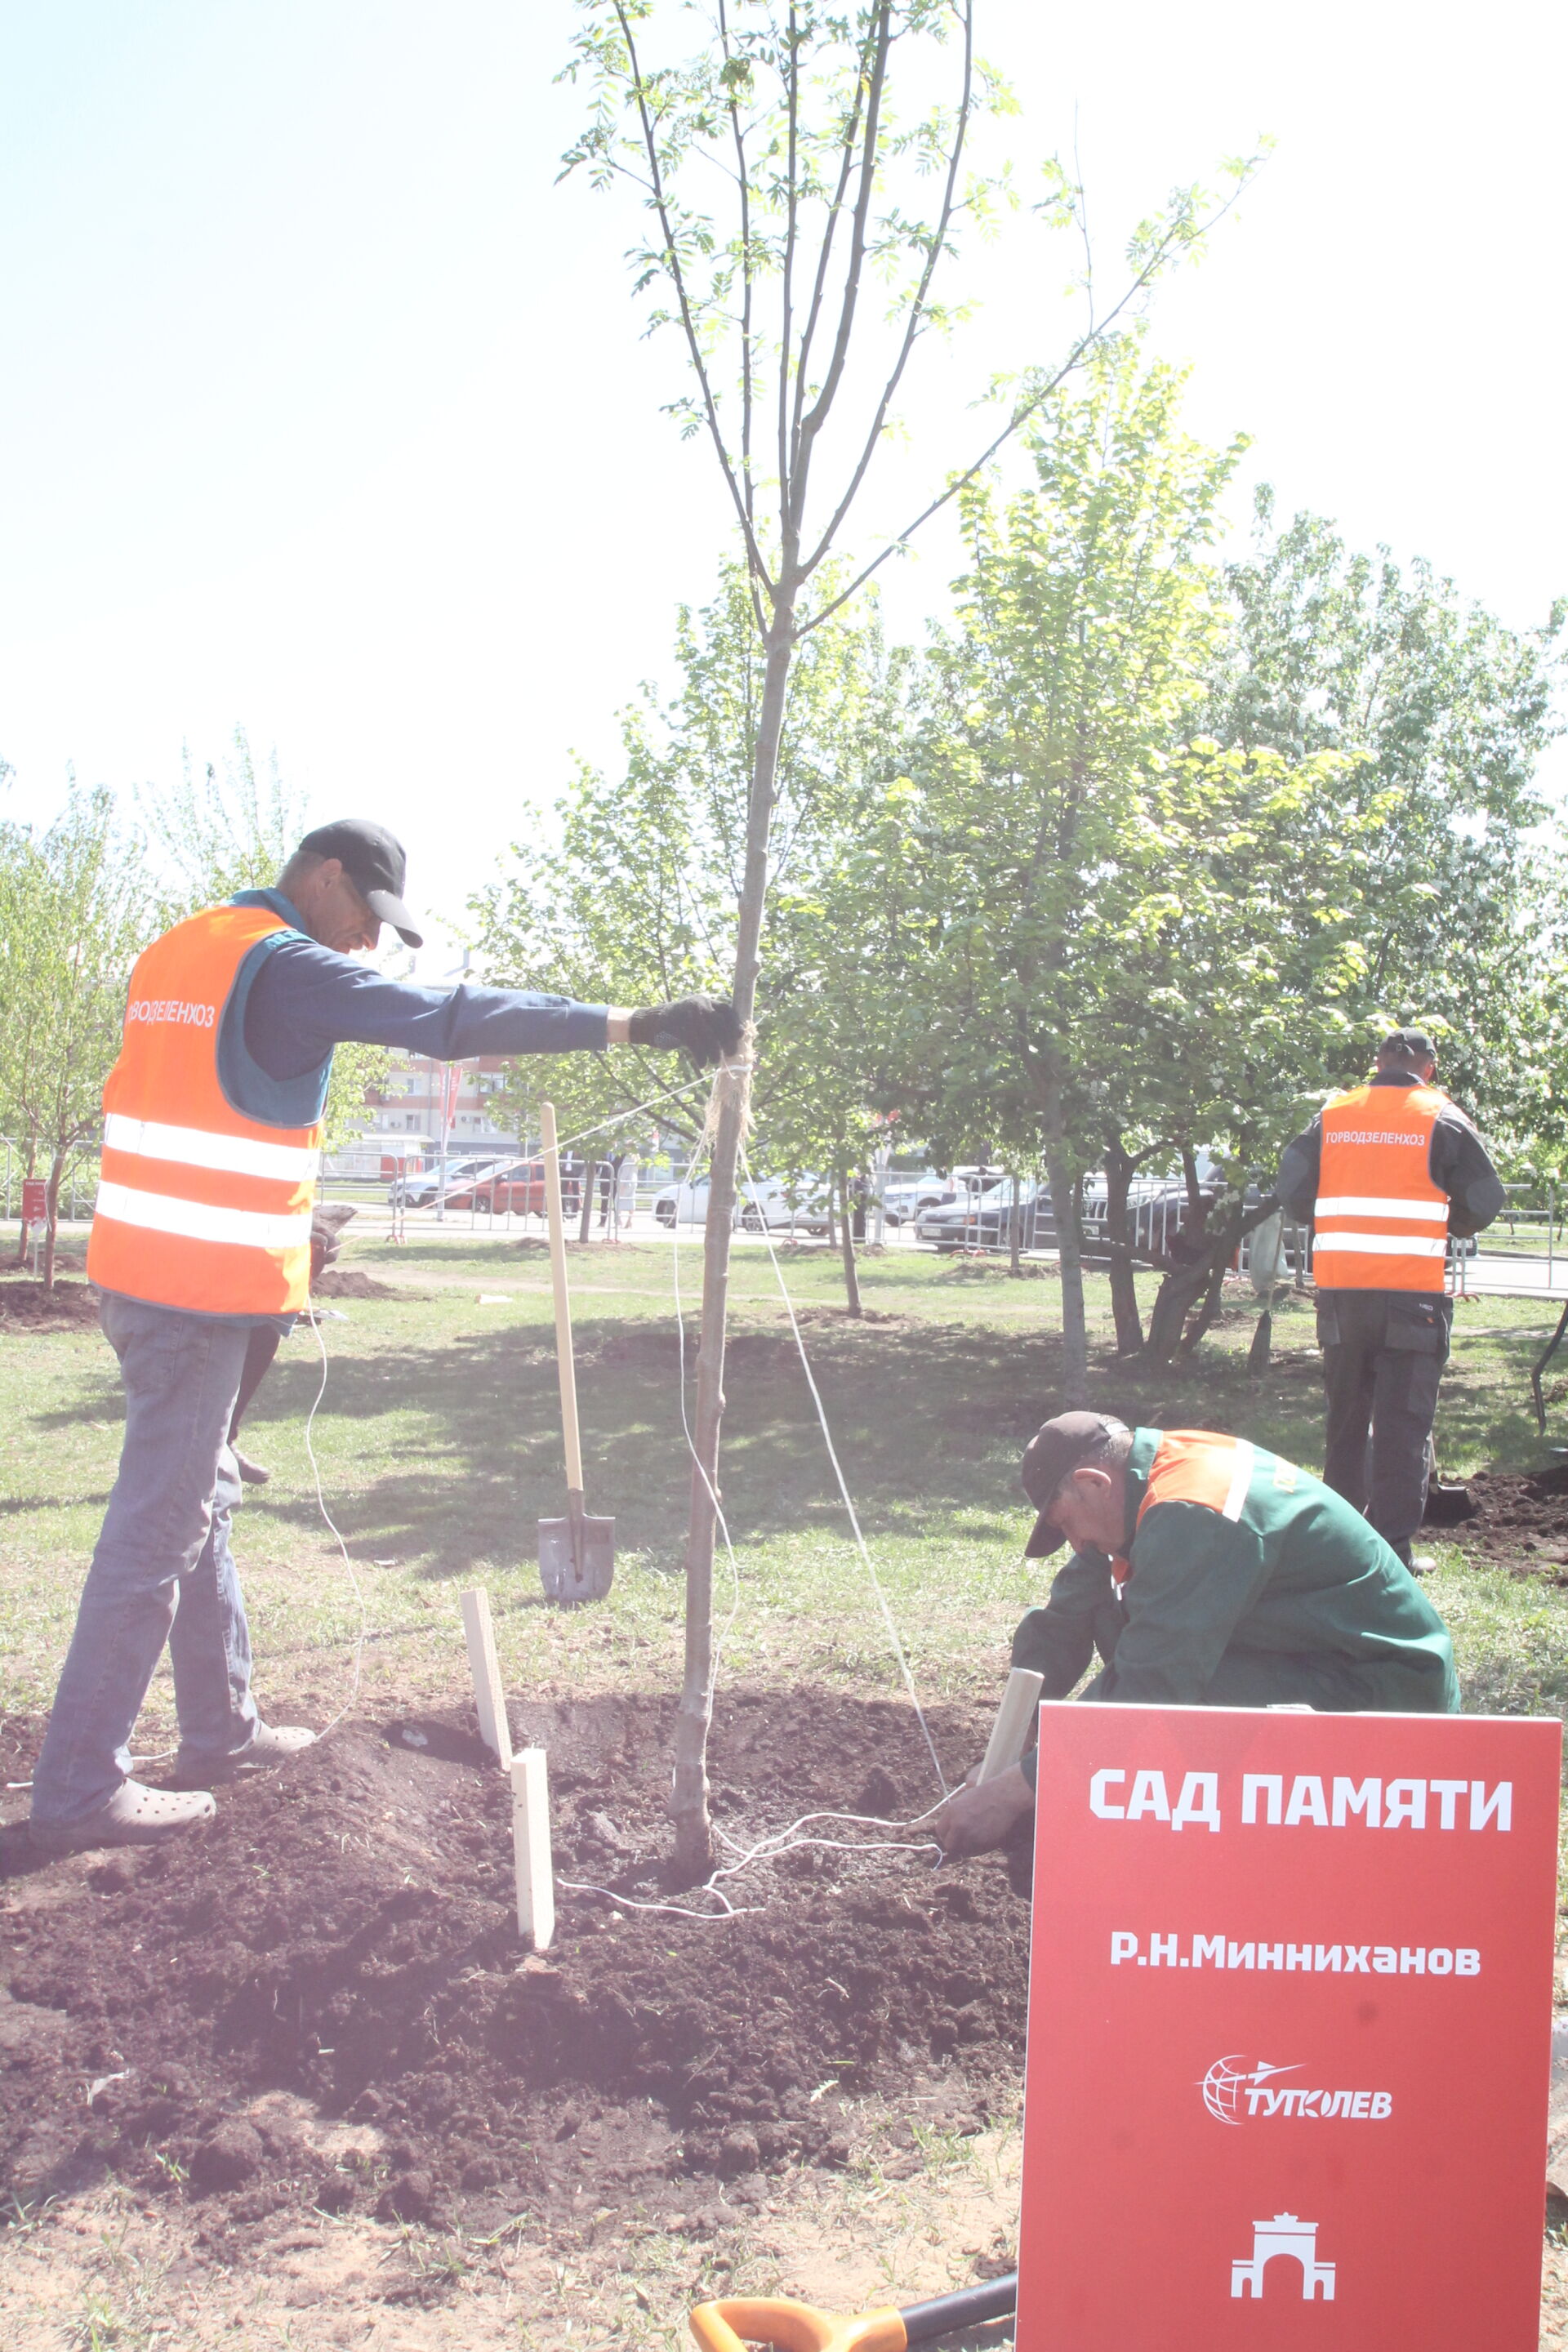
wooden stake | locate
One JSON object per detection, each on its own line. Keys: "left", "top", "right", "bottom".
{"left": 510, "top": 1748, "right": 555, "bottom": 1950}
{"left": 460, "top": 1587, "right": 513, "bottom": 1769}
{"left": 978, "top": 1667, "right": 1045, "bottom": 1783}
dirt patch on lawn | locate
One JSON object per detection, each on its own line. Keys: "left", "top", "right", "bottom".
{"left": 0, "top": 1276, "right": 100, "bottom": 1331}
{"left": 1458, "top": 1460, "right": 1568, "bottom": 1576}
{"left": 0, "top": 1689, "right": 1027, "bottom": 2259}
{"left": 311, "top": 1267, "right": 405, "bottom": 1300}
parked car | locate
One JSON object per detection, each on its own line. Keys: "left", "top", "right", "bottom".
{"left": 463, "top": 1158, "right": 549, "bottom": 1214}
{"left": 740, "top": 1178, "right": 832, "bottom": 1235}
{"left": 880, "top": 1173, "right": 957, "bottom": 1225}
{"left": 393, "top": 1156, "right": 504, "bottom": 1209}
{"left": 916, "top": 1178, "right": 1053, "bottom": 1251}
{"left": 655, "top": 1174, "right": 831, "bottom": 1234}
{"left": 655, "top": 1175, "right": 719, "bottom": 1230}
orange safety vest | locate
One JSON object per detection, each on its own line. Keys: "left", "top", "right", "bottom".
{"left": 1111, "top": 1429, "right": 1257, "bottom": 1582}
{"left": 87, "top": 903, "right": 323, "bottom": 1315}
{"left": 1312, "top": 1082, "right": 1448, "bottom": 1294}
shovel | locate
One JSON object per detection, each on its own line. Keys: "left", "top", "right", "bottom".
{"left": 537, "top": 1099, "right": 614, "bottom": 1604}
{"left": 689, "top": 2270, "right": 1018, "bottom": 2352}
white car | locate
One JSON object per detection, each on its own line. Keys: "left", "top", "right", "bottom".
{"left": 653, "top": 1174, "right": 829, "bottom": 1234}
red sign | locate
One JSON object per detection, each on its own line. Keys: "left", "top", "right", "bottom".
{"left": 1018, "top": 1703, "right": 1561, "bottom": 2350}
{"left": 20, "top": 1178, "right": 47, "bottom": 1223}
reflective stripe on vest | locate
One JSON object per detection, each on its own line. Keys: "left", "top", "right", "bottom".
{"left": 87, "top": 903, "right": 323, "bottom": 1316}
{"left": 1111, "top": 1431, "right": 1258, "bottom": 1582}
{"left": 1312, "top": 1083, "right": 1449, "bottom": 1294}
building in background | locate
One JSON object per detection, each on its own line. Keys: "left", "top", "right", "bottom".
{"left": 326, "top": 1052, "right": 523, "bottom": 1178}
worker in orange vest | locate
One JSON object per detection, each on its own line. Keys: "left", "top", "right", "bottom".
{"left": 1275, "top": 1028, "right": 1503, "bottom": 1575}
{"left": 933, "top": 1410, "right": 1458, "bottom": 1857}
{"left": 29, "top": 820, "right": 739, "bottom": 1855}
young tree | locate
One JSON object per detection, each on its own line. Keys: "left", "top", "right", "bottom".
{"left": 908, "top": 345, "right": 1242, "bottom": 1396}
{"left": 1207, "top": 496, "right": 1568, "bottom": 1129}
{"left": 473, "top": 568, "right": 916, "bottom": 1294}
{"left": 564, "top": 0, "right": 1256, "bottom": 1870}
{"left": 0, "top": 791, "right": 149, "bottom": 1288}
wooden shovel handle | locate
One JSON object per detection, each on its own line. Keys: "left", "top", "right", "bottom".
{"left": 540, "top": 1102, "right": 584, "bottom": 1494}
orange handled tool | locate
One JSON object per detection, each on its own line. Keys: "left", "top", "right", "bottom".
{"left": 689, "top": 2271, "right": 1017, "bottom": 2352}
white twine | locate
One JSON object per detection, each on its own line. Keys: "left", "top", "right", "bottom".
{"left": 559, "top": 1802, "right": 946, "bottom": 1925}
{"left": 302, "top": 1298, "right": 368, "bottom": 1739}
{"left": 546, "top": 1070, "right": 714, "bottom": 1160}
{"left": 553, "top": 1108, "right": 951, "bottom": 1926}
{"left": 740, "top": 1143, "right": 951, "bottom": 1801}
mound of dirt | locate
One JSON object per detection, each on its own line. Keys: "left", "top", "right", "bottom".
{"left": 1456, "top": 1460, "right": 1568, "bottom": 1575}
{"left": 311, "top": 1267, "right": 403, "bottom": 1300}
{"left": 0, "top": 1276, "right": 100, "bottom": 1330}
{"left": 0, "top": 1690, "right": 1028, "bottom": 2243}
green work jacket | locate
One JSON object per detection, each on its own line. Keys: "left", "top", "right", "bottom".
{"left": 1013, "top": 1429, "right": 1459, "bottom": 1778}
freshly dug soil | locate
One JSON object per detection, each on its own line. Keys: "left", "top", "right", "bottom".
{"left": 0, "top": 1689, "right": 1029, "bottom": 2243}
{"left": 311, "top": 1267, "right": 404, "bottom": 1300}
{"left": 0, "top": 1276, "right": 100, "bottom": 1330}
{"left": 1457, "top": 1460, "right": 1568, "bottom": 1575}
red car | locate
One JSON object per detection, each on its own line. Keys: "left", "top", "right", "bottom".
{"left": 443, "top": 1158, "right": 548, "bottom": 1214}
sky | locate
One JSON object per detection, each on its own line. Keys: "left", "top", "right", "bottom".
{"left": 1, "top": 0, "right": 1563, "bottom": 973}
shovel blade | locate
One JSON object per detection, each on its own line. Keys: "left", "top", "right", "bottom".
{"left": 538, "top": 1515, "right": 615, "bottom": 1604}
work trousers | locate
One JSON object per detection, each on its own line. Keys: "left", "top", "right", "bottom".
{"left": 1316, "top": 1287, "right": 1451, "bottom": 1561}
{"left": 30, "top": 1293, "right": 262, "bottom": 1826}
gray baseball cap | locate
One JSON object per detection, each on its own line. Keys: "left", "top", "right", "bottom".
{"left": 297, "top": 818, "right": 424, "bottom": 948}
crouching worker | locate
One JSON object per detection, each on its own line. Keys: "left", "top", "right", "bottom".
{"left": 933, "top": 1410, "right": 1459, "bottom": 1858}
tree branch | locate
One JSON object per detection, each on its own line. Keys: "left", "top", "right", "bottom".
{"left": 612, "top": 0, "right": 776, "bottom": 596}
{"left": 788, "top": 14, "right": 877, "bottom": 469}
{"left": 787, "top": 0, "right": 896, "bottom": 546}
{"left": 799, "top": 0, "right": 968, "bottom": 567}
{"left": 777, "top": 3, "right": 801, "bottom": 556}
{"left": 797, "top": 170, "right": 1252, "bottom": 636}
{"left": 718, "top": 0, "right": 757, "bottom": 540}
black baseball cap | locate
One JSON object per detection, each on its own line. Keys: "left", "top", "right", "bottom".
{"left": 1021, "top": 1412, "right": 1129, "bottom": 1557}
{"left": 296, "top": 819, "right": 424, "bottom": 948}
{"left": 1378, "top": 1027, "right": 1437, "bottom": 1067}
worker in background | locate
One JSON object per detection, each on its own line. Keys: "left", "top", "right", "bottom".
{"left": 933, "top": 1410, "right": 1459, "bottom": 1857}
{"left": 30, "top": 819, "right": 739, "bottom": 1855}
{"left": 1275, "top": 1027, "right": 1503, "bottom": 1573}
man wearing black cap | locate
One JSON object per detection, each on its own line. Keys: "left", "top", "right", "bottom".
{"left": 933, "top": 1411, "right": 1459, "bottom": 1856}
{"left": 1274, "top": 1028, "right": 1503, "bottom": 1574}
{"left": 30, "top": 822, "right": 739, "bottom": 1854}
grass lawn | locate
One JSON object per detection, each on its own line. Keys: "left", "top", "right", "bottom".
{"left": 4, "top": 1239, "right": 1568, "bottom": 2349}
{"left": 4, "top": 1236, "right": 1566, "bottom": 1755}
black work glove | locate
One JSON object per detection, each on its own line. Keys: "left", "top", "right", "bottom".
{"left": 626, "top": 995, "right": 743, "bottom": 1069}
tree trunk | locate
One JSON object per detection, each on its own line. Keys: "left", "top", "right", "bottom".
{"left": 1038, "top": 1082, "right": 1087, "bottom": 1405}
{"left": 1178, "top": 1246, "right": 1231, "bottom": 1356}
{"left": 577, "top": 1160, "right": 596, "bottom": 1243}
{"left": 42, "top": 1149, "right": 66, "bottom": 1293}
{"left": 1147, "top": 1200, "right": 1275, "bottom": 1367}
{"left": 11, "top": 1141, "right": 37, "bottom": 1268}
{"left": 837, "top": 1167, "right": 862, "bottom": 1316}
{"left": 1009, "top": 1174, "right": 1022, "bottom": 1276}
{"left": 670, "top": 602, "right": 794, "bottom": 1882}
{"left": 1246, "top": 1308, "right": 1272, "bottom": 1378}
{"left": 1102, "top": 1137, "right": 1144, "bottom": 1355}
{"left": 1181, "top": 1146, "right": 1204, "bottom": 1218}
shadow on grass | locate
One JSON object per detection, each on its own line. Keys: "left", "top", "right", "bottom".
{"left": 20, "top": 1285, "right": 1550, "bottom": 1588}
{"left": 215, "top": 1301, "right": 1547, "bottom": 1586}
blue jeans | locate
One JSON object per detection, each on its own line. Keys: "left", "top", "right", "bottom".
{"left": 31, "top": 1293, "right": 262, "bottom": 1824}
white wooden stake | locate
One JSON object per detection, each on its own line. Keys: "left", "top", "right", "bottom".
{"left": 978, "top": 1667, "right": 1045, "bottom": 1783}
{"left": 510, "top": 1748, "right": 555, "bottom": 1950}
{"left": 460, "top": 1587, "right": 513, "bottom": 1769}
